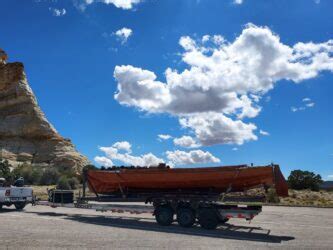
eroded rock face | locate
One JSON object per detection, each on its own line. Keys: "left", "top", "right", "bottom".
{"left": 0, "top": 61, "right": 89, "bottom": 170}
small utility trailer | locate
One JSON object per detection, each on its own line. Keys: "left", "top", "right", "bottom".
{"left": 36, "top": 187, "right": 264, "bottom": 230}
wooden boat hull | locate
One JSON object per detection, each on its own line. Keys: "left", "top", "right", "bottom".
{"left": 86, "top": 164, "right": 288, "bottom": 197}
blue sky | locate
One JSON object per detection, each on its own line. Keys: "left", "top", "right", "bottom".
{"left": 2, "top": 0, "right": 333, "bottom": 179}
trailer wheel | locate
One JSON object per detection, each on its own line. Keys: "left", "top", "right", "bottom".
{"left": 219, "top": 217, "right": 229, "bottom": 223}
{"left": 198, "top": 208, "right": 219, "bottom": 230}
{"left": 14, "top": 202, "right": 26, "bottom": 210}
{"left": 177, "top": 207, "right": 195, "bottom": 227}
{"left": 155, "top": 205, "right": 174, "bottom": 226}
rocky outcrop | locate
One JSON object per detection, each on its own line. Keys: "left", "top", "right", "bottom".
{"left": 0, "top": 60, "right": 89, "bottom": 170}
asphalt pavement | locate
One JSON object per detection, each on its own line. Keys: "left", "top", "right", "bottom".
{"left": 0, "top": 204, "right": 332, "bottom": 249}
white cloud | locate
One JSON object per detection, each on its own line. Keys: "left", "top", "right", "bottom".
{"left": 94, "top": 156, "right": 114, "bottom": 167}
{"left": 202, "top": 35, "right": 210, "bottom": 43}
{"left": 114, "top": 24, "right": 333, "bottom": 146}
{"left": 112, "top": 141, "right": 132, "bottom": 152}
{"left": 158, "top": 134, "right": 172, "bottom": 140}
{"left": 179, "top": 113, "right": 257, "bottom": 146}
{"left": 291, "top": 98, "right": 315, "bottom": 112}
{"left": 232, "top": 147, "right": 238, "bottom": 151}
{"left": 173, "top": 136, "right": 200, "bottom": 148}
{"left": 49, "top": 8, "right": 66, "bottom": 16}
{"left": 81, "top": 0, "right": 142, "bottom": 10}
{"left": 95, "top": 141, "right": 164, "bottom": 167}
{"left": 302, "top": 97, "right": 311, "bottom": 102}
{"left": 114, "top": 27, "right": 133, "bottom": 44}
{"left": 166, "top": 150, "right": 220, "bottom": 166}
{"left": 233, "top": 0, "right": 243, "bottom": 5}
{"left": 259, "top": 129, "right": 270, "bottom": 136}
{"left": 291, "top": 106, "right": 298, "bottom": 112}
{"left": 114, "top": 65, "right": 171, "bottom": 112}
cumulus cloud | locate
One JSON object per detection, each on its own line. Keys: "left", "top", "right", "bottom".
{"left": 166, "top": 150, "right": 220, "bottom": 166}
{"left": 173, "top": 136, "right": 200, "bottom": 148}
{"left": 94, "top": 156, "right": 114, "bottom": 167}
{"left": 114, "top": 27, "right": 133, "bottom": 44}
{"left": 112, "top": 141, "right": 132, "bottom": 152}
{"left": 49, "top": 8, "right": 66, "bottom": 16}
{"left": 78, "top": 0, "right": 142, "bottom": 10}
{"left": 114, "top": 24, "right": 333, "bottom": 146}
{"left": 95, "top": 141, "right": 164, "bottom": 167}
{"left": 179, "top": 113, "right": 257, "bottom": 146}
{"left": 158, "top": 134, "right": 172, "bottom": 140}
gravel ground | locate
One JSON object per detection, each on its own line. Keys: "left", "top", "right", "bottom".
{"left": 0, "top": 204, "right": 332, "bottom": 249}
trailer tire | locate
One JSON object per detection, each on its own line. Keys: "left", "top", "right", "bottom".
{"left": 155, "top": 205, "right": 174, "bottom": 226}
{"left": 198, "top": 208, "right": 219, "bottom": 230}
{"left": 219, "top": 217, "right": 229, "bottom": 223}
{"left": 177, "top": 207, "right": 195, "bottom": 227}
{"left": 14, "top": 202, "right": 26, "bottom": 210}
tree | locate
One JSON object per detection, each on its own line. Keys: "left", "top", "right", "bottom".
{"left": 56, "top": 176, "right": 71, "bottom": 190}
{"left": 288, "top": 170, "right": 323, "bottom": 191}
{"left": 39, "top": 168, "right": 60, "bottom": 185}
{"left": 0, "top": 159, "right": 13, "bottom": 182}
{"left": 12, "top": 163, "right": 42, "bottom": 185}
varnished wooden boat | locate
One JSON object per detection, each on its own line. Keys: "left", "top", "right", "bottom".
{"left": 86, "top": 164, "right": 288, "bottom": 197}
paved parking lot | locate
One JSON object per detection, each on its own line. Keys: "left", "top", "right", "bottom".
{"left": 0, "top": 204, "right": 332, "bottom": 249}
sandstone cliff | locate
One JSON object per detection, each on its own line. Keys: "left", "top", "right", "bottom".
{"left": 0, "top": 60, "right": 89, "bottom": 170}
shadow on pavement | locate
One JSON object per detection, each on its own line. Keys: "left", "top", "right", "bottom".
{"left": 27, "top": 211, "right": 295, "bottom": 243}
{"left": 0, "top": 207, "right": 18, "bottom": 213}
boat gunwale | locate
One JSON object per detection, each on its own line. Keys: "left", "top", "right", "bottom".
{"left": 87, "top": 165, "right": 274, "bottom": 175}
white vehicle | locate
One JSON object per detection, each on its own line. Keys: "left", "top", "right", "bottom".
{"left": 0, "top": 183, "right": 34, "bottom": 210}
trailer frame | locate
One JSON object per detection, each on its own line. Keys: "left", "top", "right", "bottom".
{"left": 35, "top": 172, "right": 264, "bottom": 230}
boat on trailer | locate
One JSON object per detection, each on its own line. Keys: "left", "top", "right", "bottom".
{"left": 85, "top": 164, "right": 288, "bottom": 198}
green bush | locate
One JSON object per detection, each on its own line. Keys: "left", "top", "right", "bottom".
{"left": 68, "top": 177, "right": 79, "bottom": 190}
{"left": 12, "top": 163, "right": 42, "bottom": 185}
{"left": 56, "top": 176, "right": 71, "bottom": 190}
{"left": 0, "top": 159, "right": 14, "bottom": 182}
{"left": 0, "top": 159, "right": 82, "bottom": 188}
{"left": 267, "top": 188, "right": 280, "bottom": 203}
{"left": 56, "top": 176, "right": 80, "bottom": 190}
{"left": 39, "top": 168, "right": 60, "bottom": 185}
{"left": 288, "top": 170, "right": 323, "bottom": 191}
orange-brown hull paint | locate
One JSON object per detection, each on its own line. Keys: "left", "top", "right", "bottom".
{"left": 87, "top": 165, "right": 289, "bottom": 197}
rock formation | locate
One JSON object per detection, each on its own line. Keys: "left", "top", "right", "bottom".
{"left": 0, "top": 52, "right": 89, "bottom": 170}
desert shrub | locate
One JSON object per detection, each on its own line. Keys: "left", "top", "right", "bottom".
{"left": 288, "top": 170, "right": 323, "bottom": 191}
{"left": 56, "top": 176, "right": 79, "bottom": 190}
{"left": 0, "top": 159, "right": 14, "bottom": 182}
{"left": 267, "top": 188, "right": 280, "bottom": 203}
{"left": 67, "top": 177, "right": 79, "bottom": 189}
{"left": 56, "top": 176, "right": 71, "bottom": 190}
{"left": 12, "top": 163, "right": 42, "bottom": 185}
{"left": 39, "top": 168, "right": 60, "bottom": 185}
